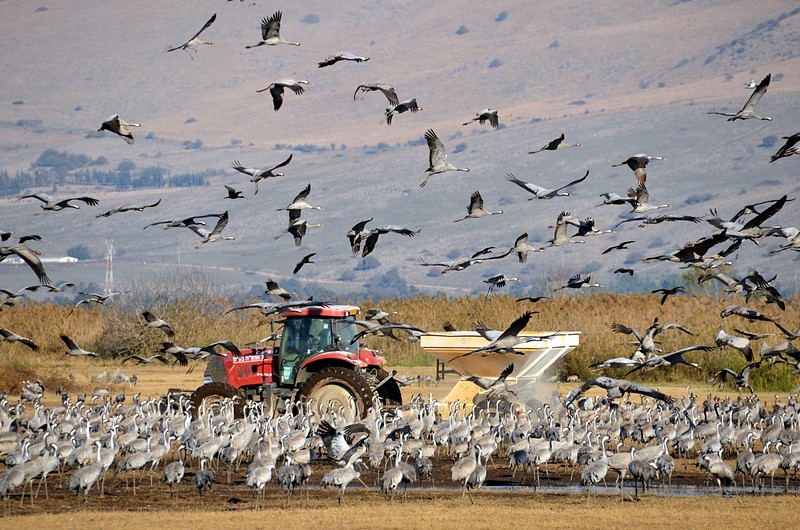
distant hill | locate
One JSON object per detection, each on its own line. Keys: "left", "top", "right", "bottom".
{"left": 1, "top": 1, "right": 799, "bottom": 297}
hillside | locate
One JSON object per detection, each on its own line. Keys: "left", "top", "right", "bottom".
{"left": 1, "top": 0, "right": 799, "bottom": 298}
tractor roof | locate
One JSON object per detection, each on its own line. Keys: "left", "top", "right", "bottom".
{"left": 281, "top": 304, "right": 360, "bottom": 318}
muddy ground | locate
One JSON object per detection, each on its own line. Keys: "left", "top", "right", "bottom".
{"left": 1, "top": 449, "right": 793, "bottom": 518}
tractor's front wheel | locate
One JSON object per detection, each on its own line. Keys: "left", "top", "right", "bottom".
{"left": 190, "top": 382, "right": 243, "bottom": 419}
{"left": 299, "top": 367, "right": 373, "bottom": 422}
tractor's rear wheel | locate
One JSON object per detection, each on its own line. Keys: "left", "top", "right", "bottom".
{"left": 299, "top": 367, "right": 373, "bottom": 422}
{"left": 190, "top": 382, "right": 243, "bottom": 419}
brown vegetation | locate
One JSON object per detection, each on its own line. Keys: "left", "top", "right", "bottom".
{"left": 0, "top": 291, "right": 797, "bottom": 395}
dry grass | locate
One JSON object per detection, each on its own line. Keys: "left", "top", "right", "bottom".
{"left": 0, "top": 292, "right": 797, "bottom": 395}
{"left": 360, "top": 292, "right": 799, "bottom": 388}
{"left": 3, "top": 492, "right": 795, "bottom": 530}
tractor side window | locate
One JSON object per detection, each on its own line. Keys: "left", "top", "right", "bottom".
{"left": 282, "top": 318, "right": 309, "bottom": 356}
{"left": 334, "top": 317, "right": 360, "bottom": 354}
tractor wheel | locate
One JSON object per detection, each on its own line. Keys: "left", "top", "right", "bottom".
{"left": 371, "top": 368, "right": 403, "bottom": 407}
{"left": 190, "top": 382, "right": 243, "bottom": 419}
{"left": 299, "top": 367, "right": 373, "bottom": 422}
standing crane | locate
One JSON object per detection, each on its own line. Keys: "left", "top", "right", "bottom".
{"left": 321, "top": 463, "right": 363, "bottom": 506}
{"left": 452, "top": 445, "right": 483, "bottom": 502}
{"left": 581, "top": 435, "right": 610, "bottom": 499}
{"left": 68, "top": 442, "right": 103, "bottom": 504}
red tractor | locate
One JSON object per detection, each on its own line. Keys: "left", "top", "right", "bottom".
{"left": 190, "top": 304, "right": 402, "bottom": 421}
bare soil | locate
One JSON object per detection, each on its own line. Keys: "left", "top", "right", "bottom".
{"left": 0, "top": 462, "right": 795, "bottom": 529}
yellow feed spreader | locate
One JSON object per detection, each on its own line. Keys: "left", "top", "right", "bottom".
{"left": 419, "top": 331, "right": 581, "bottom": 405}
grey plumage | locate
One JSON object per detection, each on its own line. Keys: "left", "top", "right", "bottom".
{"left": 708, "top": 73, "right": 771, "bottom": 121}
{"left": 420, "top": 129, "right": 468, "bottom": 187}
{"left": 163, "top": 459, "right": 185, "bottom": 498}
{"left": 319, "top": 51, "right": 369, "bottom": 67}
{"left": 194, "top": 458, "right": 213, "bottom": 496}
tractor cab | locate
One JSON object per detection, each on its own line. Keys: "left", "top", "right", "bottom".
{"left": 276, "top": 305, "right": 361, "bottom": 385}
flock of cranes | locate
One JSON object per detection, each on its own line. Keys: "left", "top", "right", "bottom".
{"left": 1, "top": 3, "right": 800, "bottom": 516}
{"left": 1, "top": 373, "right": 799, "bottom": 511}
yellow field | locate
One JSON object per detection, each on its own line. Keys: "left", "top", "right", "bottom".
{"left": 4, "top": 492, "right": 795, "bottom": 530}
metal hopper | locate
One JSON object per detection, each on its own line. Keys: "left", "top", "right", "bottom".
{"left": 419, "top": 331, "right": 580, "bottom": 404}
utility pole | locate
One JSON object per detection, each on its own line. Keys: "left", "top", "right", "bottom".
{"left": 104, "top": 239, "right": 114, "bottom": 296}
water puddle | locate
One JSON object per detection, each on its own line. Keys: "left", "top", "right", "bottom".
{"left": 483, "top": 483, "right": 790, "bottom": 497}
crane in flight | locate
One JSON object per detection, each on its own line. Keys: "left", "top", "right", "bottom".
{"left": 318, "top": 51, "right": 369, "bottom": 67}
{"left": 611, "top": 154, "right": 665, "bottom": 187}
{"left": 232, "top": 154, "right": 293, "bottom": 194}
{"left": 528, "top": 133, "right": 582, "bottom": 154}
{"left": 0, "top": 242, "right": 51, "bottom": 285}
{"left": 98, "top": 114, "right": 140, "bottom": 144}
{"left": 165, "top": 13, "right": 216, "bottom": 58}
{"left": 20, "top": 193, "right": 99, "bottom": 212}
{"left": 384, "top": 99, "right": 422, "bottom": 125}
{"left": 770, "top": 132, "right": 800, "bottom": 162}
{"left": 420, "top": 129, "right": 469, "bottom": 187}
{"left": 246, "top": 11, "right": 302, "bottom": 48}
{"left": 565, "top": 376, "right": 675, "bottom": 406}
{"left": 462, "top": 108, "right": 511, "bottom": 128}
{"left": 353, "top": 83, "right": 399, "bottom": 107}
{"left": 708, "top": 73, "right": 772, "bottom": 121}
{"left": 256, "top": 79, "right": 309, "bottom": 111}
{"left": 506, "top": 170, "right": 588, "bottom": 199}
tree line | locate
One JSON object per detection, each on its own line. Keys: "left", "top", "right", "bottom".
{"left": 0, "top": 149, "right": 211, "bottom": 196}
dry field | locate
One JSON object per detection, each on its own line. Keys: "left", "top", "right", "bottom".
{"left": 3, "top": 492, "right": 796, "bottom": 530}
